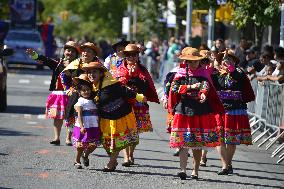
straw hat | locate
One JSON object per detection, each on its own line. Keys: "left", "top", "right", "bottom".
{"left": 123, "top": 44, "right": 140, "bottom": 53}
{"left": 199, "top": 50, "right": 210, "bottom": 58}
{"left": 179, "top": 47, "right": 205, "bottom": 61}
{"left": 80, "top": 42, "right": 100, "bottom": 55}
{"left": 72, "top": 74, "right": 91, "bottom": 84}
{"left": 64, "top": 41, "right": 80, "bottom": 53}
{"left": 82, "top": 61, "right": 108, "bottom": 72}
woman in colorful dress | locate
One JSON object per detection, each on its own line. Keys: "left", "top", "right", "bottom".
{"left": 61, "top": 42, "right": 100, "bottom": 138}
{"left": 113, "top": 44, "right": 159, "bottom": 166}
{"left": 72, "top": 74, "right": 101, "bottom": 169}
{"left": 168, "top": 47, "right": 224, "bottom": 180}
{"left": 26, "top": 41, "right": 79, "bottom": 145}
{"left": 212, "top": 50, "right": 255, "bottom": 175}
{"left": 82, "top": 61, "right": 146, "bottom": 172}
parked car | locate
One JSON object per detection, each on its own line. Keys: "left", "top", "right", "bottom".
{"left": 4, "top": 29, "right": 45, "bottom": 69}
{"left": 0, "top": 46, "right": 13, "bottom": 111}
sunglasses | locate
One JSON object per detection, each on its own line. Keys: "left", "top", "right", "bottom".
{"left": 125, "top": 53, "right": 137, "bottom": 58}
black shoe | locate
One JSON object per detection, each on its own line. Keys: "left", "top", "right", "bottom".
{"left": 50, "top": 140, "right": 60, "bottom": 145}
{"left": 177, "top": 172, "right": 187, "bottom": 180}
{"left": 102, "top": 162, "right": 118, "bottom": 172}
{"left": 173, "top": 151, "right": 180, "bottom": 156}
{"left": 65, "top": 142, "right": 72, "bottom": 146}
{"left": 190, "top": 175, "right": 198, "bottom": 179}
{"left": 129, "top": 159, "right": 135, "bottom": 165}
{"left": 74, "top": 162, "right": 82, "bottom": 169}
{"left": 217, "top": 169, "right": 229, "bottom": 175}
{"left": 82, "top": 154, "right": 89, "bottom": 167}
{"left": 102, "top": 166, "right": 116, "bottom": 172}
{"left": 228, "top": 165, "right": 233, "bottom": 174}
{"left": 200, "top": 157, "right": 207, "bottom": 167}
{"left": 122, "top": 161, "right": 131, "bottom": 167}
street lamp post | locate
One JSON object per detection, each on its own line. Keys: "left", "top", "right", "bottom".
{"left": 280, "top": 3, "right": 284, "bottom": 47}
{"left": 207, "top": 6, "right": 215, "bottom": 48}
{"left": 132, "top": 0, "right": 137, "bottom": 41}
{"left": 185, "top": 0, "right": 193, "bottom": 46}
{"left": 127, "top": 3, "right": 132, "bottom": 41}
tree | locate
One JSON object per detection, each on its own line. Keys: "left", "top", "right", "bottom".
{"left": 135, "top": 0, "right": 168, "bottom": 41}
{"left": 41, "top": 0, "right": 128, "bottom": 41}
{"left": 231, "top": 0, "right": 280, "bottom": 48}
{"left": 0, "top": 0, "right": 10, "bottom": 20}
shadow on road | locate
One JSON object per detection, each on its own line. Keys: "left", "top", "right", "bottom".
{"left": 209, "top": 164, "right": 284, "bottom": 175}
{"left": 200, "top": 178, "right": 283, "bottom": 189}
{"left": 208, "top": 157, "right": 284, "bottom": 167}
{"left": 0, "top": 127, "right": 35, "bottom": 137}
{"left": 4, "top": 105, "right": 45, "bottom": 115}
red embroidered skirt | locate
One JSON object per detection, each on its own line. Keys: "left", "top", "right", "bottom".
{"left": 170, "top": 113, "right": 220, "bottom": 149}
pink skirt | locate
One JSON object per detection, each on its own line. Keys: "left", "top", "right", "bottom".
{"left": 45, "top": 91, "right": 68, "bottom": 119}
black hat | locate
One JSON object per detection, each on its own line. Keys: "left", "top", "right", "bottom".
{"left": 112, "top": 38, "right": 130, "bottom": 51}
{"left": 246, "top": 46, "right": 258, "bottom": 54}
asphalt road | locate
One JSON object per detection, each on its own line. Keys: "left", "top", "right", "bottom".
{"left": 0, "top": 67, "right": 283, "bottom": 189}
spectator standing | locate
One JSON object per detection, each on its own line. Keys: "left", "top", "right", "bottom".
{"left": 235, "top": 38, "right": 248, "bottom": 69}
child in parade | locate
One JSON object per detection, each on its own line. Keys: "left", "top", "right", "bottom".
{"left": 168, "top": 47, "right": 224, "bottom": 180}
{"left": 113, "top": 44, "right": 159, "bottom": 166}
{"left": 61, "top": 42, "right": 101, "bottom": 141}
{"left": 82, "top": 61, "right": 146, "bottom": 172}
{"left": 26, "top": 41, "right": 80, "bottom": 145}
{"left": 72, "top": 74, "right": 101, "bottom": 169}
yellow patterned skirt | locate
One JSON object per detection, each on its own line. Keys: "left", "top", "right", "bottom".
{"left": 100, "top": 111, "right": 139, "bottom": 153}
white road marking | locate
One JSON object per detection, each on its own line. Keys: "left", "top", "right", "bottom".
{"left": 44, "top": 80, "right": 51, "bottom": 85}
{"left": 27, "top": 121, "right": 37, "bottom": 125}
{"left": 18, "top": 79, "right": 30, "bottom": 84}
{"left": 24, "top": 114, "right": 32, "bottom": 119}
{"left": 37, "top": 114, "right": 46, "bottom": 119}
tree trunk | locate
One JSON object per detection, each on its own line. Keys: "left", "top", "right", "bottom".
{"left": 254, "top": 25, "right": 264, "bottom": 49}
{"left": 174, "top": 0, "right": 183, "bottom": 39}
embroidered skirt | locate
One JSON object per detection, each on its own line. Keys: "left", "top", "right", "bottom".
{"left": 72, "top": 127, "right": 101, "bottom": 149}
{"left": 170, "top": 113, "right": 220, "bottom": 149}
{"left": 215, "top": 109, "right": 252, "bottom": 145}
{"left": 45, "top": 91, "right": 68, "bottom": 119}
{"left": 100, "top": 111, "right": 139, "bottom": 153}
{"left": 133, "top": 102, "right": 153, "bottom": 133}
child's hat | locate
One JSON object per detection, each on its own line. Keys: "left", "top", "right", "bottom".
{"left": 72, "top": 74, "right": 91, "bottom": 84}
{"left": 82, "top": 61, "right": 108, "bottom": 72}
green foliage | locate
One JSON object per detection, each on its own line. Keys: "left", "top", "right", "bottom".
{"left": 0, "top": 0, "right": 10, "bottom": 20}
{"left": 41, "top": 0, "right": 128, "bottom": 41}
{"left": 136, "top": 0, "right": 167, "bottom": 40}
{"left": 231, "top": 0, "right": 280, "bottom": 29}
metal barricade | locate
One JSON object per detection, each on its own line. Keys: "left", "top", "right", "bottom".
{"left": 249, "top": 81, "right": 284, "bottom": 164}
{"left": 249, "top": 81, "right": 268, "bottom": 136}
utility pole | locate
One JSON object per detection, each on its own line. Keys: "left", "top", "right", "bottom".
{"left": 280, "top": 3, "right": 284, "bottom": 47}
{"left": 132, "top": 0, "right": 137, "bottom": 41}
{"left": 127, "top": 2, "right": 132, "bottom": 41}
{"left": 207, "top": 6, "right": 215, "bottom": 48}
{"left": 185, "top": 0, "right": 193, "bottom": 46}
